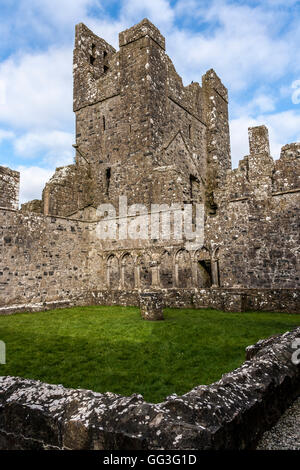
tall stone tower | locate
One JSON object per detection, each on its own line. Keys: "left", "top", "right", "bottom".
{"left": 36, "top": 18, "right": 231, "bottom": 217}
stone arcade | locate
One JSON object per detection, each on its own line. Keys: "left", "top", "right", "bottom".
{"left": 0, "top": 18, "right": 299, "bottom": 314}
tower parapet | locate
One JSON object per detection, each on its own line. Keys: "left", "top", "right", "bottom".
{"left": 119, "top": 18, "right": 165, "bottom": 50}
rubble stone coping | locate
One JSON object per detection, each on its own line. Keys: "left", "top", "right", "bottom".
{"left": 0, "top": 327, "right": 299, "bottom": 449}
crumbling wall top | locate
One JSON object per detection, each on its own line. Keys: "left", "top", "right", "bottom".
{"left": 119, "top": 18, "right": 165, "bottom": 50}
{"left": 202, "top": 69, "right": 228, "bottom": 103}
{"left": 248, "top": 125, "right": 270, "bottom": 155}
{"left": 280, "top": 142, "right": 300, "bottom": 160}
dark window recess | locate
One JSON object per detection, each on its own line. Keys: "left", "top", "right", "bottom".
{"left": 189, "top": 174, "right": 196, "bottom": 199}
{"left": 103, "top": 116, "right": 106, "bottom": 130}
{"left": 199, "top": 260, "right": 212, "bottom": 287}
{"left": 103, "top": 51, "right": 108, "bottom": 58}
{"left": 105, "top": 168, "right": 111, "bottom": 195}
{"left": 188, "top": 124, "right": 192, "bottom": 139}
{"left": 90, "top": 44, "right": 96, "bottom": 66}
{"left": 103, "top": 65, "right": 109, "bottom": 73}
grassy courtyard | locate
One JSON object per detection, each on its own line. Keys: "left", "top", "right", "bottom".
{"left": 0, "top": 306, "right": 299, "bottom": 402}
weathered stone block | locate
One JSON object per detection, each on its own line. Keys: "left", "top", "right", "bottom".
{"left": 249, "top": 125, "right": 270, "bottom": 155}
{"left": 139, "top": 291, "right": 164, "bottom": 321}
{"left": 0, "top": 166, "right": 19, "bottom": 210}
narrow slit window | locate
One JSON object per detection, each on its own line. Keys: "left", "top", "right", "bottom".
{"left": 90, "top": 44, "right": 96, "bottom": 65}
{"left": 190, "top": 174, "right": 196, "bottom": 199}
{"left": 103, "top": 116, "right": 106, "bottom": 130}
{"left": 105, "top": 167, "right": 111, "bottom": 195}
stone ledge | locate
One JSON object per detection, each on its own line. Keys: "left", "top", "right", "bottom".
{"left": 1, "top": 288, "right": 299, "bottom": 316}
{"left": 0, "top": 328, "right": 299, "bottom": 449}
{"left": 0, "top": 300, "right": 73, "bottom": 316}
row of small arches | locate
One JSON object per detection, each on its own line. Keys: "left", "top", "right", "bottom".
{"left": 106, "top": 248, "right": 217, "bottom": 289}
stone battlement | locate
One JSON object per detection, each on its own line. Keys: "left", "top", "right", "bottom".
{"left": 220, "top": 126, "right": 300, "bottom": 202}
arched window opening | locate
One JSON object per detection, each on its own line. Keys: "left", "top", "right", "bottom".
{"left": 198, "top": 260, "right": 212, "bottom": 287}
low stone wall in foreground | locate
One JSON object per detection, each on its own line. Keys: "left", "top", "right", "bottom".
{"left": 0, "top": 327, "right": 299, "bottom": 450}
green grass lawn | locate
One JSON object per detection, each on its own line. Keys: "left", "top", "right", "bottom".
{"left": 0, "top": 306, "right": 299, "bottom": 402}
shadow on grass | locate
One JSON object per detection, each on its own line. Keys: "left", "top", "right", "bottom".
{"left": 0, "top": 306, "right": 299, "bottom": 402}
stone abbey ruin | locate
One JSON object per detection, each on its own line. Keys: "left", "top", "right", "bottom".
{"left": 0, "top": 18, "right": 299, "bottom": 452}
{"left": 0, "top": 18, "right": 299, "bottom": 315}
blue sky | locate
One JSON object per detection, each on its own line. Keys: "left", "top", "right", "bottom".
{"left": 0, "top": 0, "right": 299, "bottom": 203}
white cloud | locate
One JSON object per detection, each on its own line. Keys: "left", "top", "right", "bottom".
{"left": 17, "top": 166, "right": 54, "bottom": 204}
{"left": 230, "top": 116, "right": 259, "bottom": 167}
{"left": 231, "top": 92, "right": 277, "bottom": 118}
{"left": 0, "top": 129, "right": 14, "bottom": 144}
{"left": 0, "top": 47, "right": 73, "bottom": 130}
{"left": 119, "top": 0, "right": 175, "bottom": 30}
{"left": 250, "top": 95, "right": 276, "bottom": 113}
{"left": 264, "top": 0, "right": 300, "bottom": 5}
{"left": 86, "top": 18, "right": 127, "bottom": 49}
{"left": 86, "top": 0, "right": 176, "bottom": 49}
{"left": 14, "top": 130, "right": 74, "bottom": 167}
{"left": 27, "top": 0, "right": 98, "bottom": 26}
{"left": 167, "top": 1, "right": 298, "bottom": 89}
{"left": 0, "top": 0, "right": 99, "bottom": 48}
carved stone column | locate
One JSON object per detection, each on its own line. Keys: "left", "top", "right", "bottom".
{"left": 192, "top": 260, "right": 198, "bottom": 287}
{"left": 211, "top": 259, "right": 220, "bottom": 287}
{"left": 134, "top": 264, "right": 140, "bottom": 289}
{"left": 151, "top": 262, "right": 160, "bottom": 288}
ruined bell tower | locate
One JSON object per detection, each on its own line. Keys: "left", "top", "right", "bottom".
{"left": 39, "top": 18, "right": 231, "bottom": 217}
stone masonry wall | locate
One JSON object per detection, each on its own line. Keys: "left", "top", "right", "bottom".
{"left": 41, "top": 164, "right": 95, "bottom": 217}
{"left": 87, "top": 288, "right": 300, "bottom": 314}
{"left": 0, "top": 209, "right": 92, "bottom": 310}
{"left": 205, "top": 126, "right": 300, "bottom": 289}
{"left": 0, "top": 166, "right": 19, "bottom": 210}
